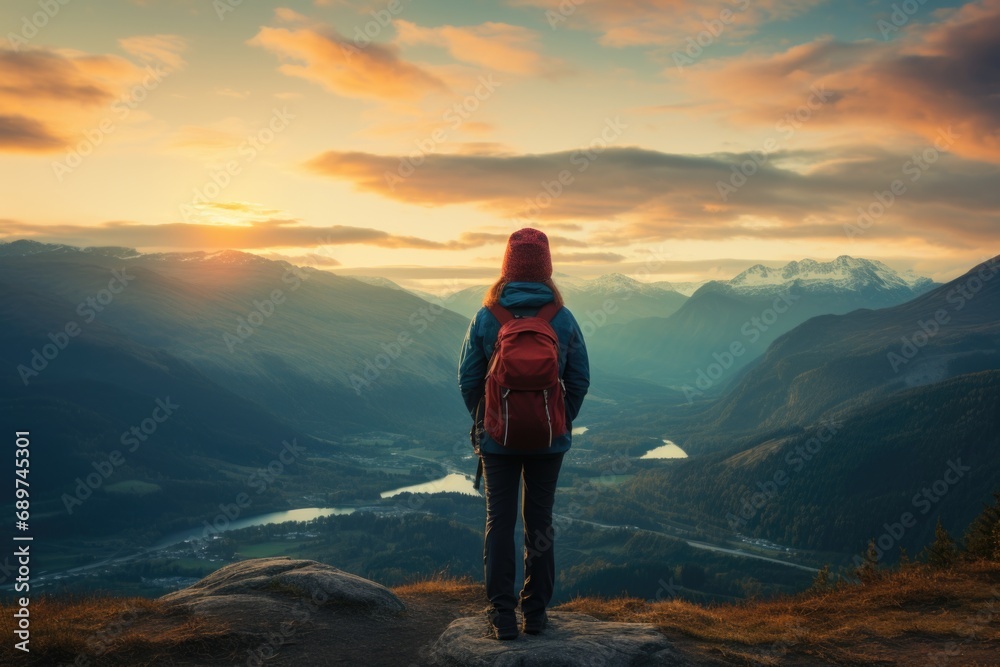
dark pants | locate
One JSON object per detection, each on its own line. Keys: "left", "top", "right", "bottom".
{"left": 482, "top": 451, "right": 564, "bottom": 617}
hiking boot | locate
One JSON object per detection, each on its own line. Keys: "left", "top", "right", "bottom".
{"left": 522, "top": 609, "right": 548, "bottom": 635}
{"left": 488, "top": 609, "right": 518, "bottom": 640}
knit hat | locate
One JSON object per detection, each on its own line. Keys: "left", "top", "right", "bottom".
{"left": 501, "top": 228, "right": 552, "bottom": 282}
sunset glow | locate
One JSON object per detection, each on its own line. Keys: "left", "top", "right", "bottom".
{"left": 2, "top": 0, "right": 997, "bottom": 288}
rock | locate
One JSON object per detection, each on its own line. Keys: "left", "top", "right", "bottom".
{"left": 428, "top": 611, "right": 687, "bottom": 666}
{"left": 160, "top": 557, "right": 405, "bottom": 624}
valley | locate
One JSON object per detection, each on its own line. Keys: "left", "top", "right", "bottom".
{"left": 1, "top": 241, "right": 997, "bottom": 610}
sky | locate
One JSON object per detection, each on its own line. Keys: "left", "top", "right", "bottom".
{"left": 1, "top": 0, "right": 997, "bottom": 291}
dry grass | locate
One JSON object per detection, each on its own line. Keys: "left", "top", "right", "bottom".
{"left": 556, "top": 561, "right": 1000, "bottom": 665}
{"left": 3, "top": 562, "right": 996, "bottom": 665}
{"left": 393, "top": 572, "right": 483, "bottom": 600}
{"left": 0, "top": 594, "right": 246, "bottom": 666}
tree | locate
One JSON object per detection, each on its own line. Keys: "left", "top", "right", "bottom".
{"left": 854, "top": 538, "right": 881, "bottom": 583}
{"left": 677, "top": 562, "right": 706, "bottom": 589}
{"left": 963, "top": 492, "right": 1000, "bottom": 560}
{"left": 809, "top": 564, "right": 833, "bottom": 593}
{"left": 923, "top": 518, "right": 959, "bottom": 569}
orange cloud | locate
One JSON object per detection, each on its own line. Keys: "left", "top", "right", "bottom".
{"left": 509, "top": 0, "right": 822, "bottom": 47}
{"left": 248, "top": 24, "right": 449, "bottom": 102}
{"left": 394, "top": 20, "right": 564, "bottom": 76}
{"left": 304, "top": 145, "right": 1000, "bottom": 249}
{"left": 683, "top": 0, "right": 1000, "bottom": 162}
{"left": 0, "top": 37, "right": 185, "bottom": 153}
{"left": 118, "top": 34, "right": 187, "bottom": 71}
{"left": 1, "top": 219, "right": 517, "bottom": 252}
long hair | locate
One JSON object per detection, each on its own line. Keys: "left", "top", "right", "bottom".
{"left": 483, "top": 276, "right": 564, "bottom": 308}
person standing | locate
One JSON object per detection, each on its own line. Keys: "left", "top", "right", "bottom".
{"left": 458, "top": 228, "right": 590, "bottom": 640}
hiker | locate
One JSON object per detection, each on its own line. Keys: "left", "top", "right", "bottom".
{"left": 458, "top": 228, "right": 590, "bottom": 640}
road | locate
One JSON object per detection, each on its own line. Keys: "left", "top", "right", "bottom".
{"left": 555, "top": 514, "right": 820, "bottom": 573}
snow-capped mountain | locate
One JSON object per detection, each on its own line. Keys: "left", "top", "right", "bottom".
{"left": 582, "top": 272, "right": 676, "bottom": 297}
{"left": 650, "top": 280, "right": 707, "bottom": 297}
{"left": 725, "top": 256, "right": 934, "bottom": 295}
{"left": 0, "top": 239, "right": 140, "bottom": 259}
{"left": 588, "top": 256, "right": 939, "bottom": 386}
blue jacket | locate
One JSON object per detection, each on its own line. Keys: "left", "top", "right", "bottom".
{"left": 458, "top": 282, "right": 590, "bottom": 455}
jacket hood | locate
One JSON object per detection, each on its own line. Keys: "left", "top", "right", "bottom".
{"left": 499, "top": 281, "right": 554, "bottom": 308}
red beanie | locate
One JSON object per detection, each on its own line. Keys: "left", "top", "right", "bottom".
{"left": 501, "top": 228, "right": 552, "bottom": 282}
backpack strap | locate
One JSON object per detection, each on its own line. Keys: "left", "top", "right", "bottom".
{"left": 534, "top": 301, "right": 562, "bottom": 322}
{"left": 488, "top": 305, "right": 514, "bottom": 325}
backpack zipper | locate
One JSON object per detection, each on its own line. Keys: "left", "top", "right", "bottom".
{"left": 502, "top": 388, "right": 510, "bottom": 447}
{"left": 543, "top": 388, "right": 552, "bottom": 447}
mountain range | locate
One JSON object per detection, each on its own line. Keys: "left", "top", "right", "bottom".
{"left": 1, "top": 239, "right": 994, "bottom": 568}
{"left": 440, "top": 271, "right": 689, "bottom": 324}
{"left": 586, "top": 256, "right": 938, "bottom": 387}
{"left": 628, "top": 255, "right": 1000, "bottom": 557}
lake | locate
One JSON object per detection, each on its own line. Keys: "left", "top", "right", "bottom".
{"left": 381, "top": 472, "right": 482, "bottom": 498}
{"left": 154, "top": 506, "right": 355, "bottom": 549}
{"left": 641, "top": 439, "right": 688, "bottom": 459}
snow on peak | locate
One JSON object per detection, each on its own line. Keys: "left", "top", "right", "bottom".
{"left": 581, "top": 273, "right": 676, "bottom": 296}
{"left": 727, "top": 256, "right": 929, "bottom": 292}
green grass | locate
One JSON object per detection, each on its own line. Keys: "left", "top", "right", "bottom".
{"left": 590, "top": 474, "right": 633, "bottom": 486}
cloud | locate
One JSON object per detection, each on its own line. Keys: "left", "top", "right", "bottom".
{"left": 304, "top": 145, "right": 1000, "bottom": 249}
{"left": 215, "top": 87, "right": 251, "bottom": 99}
{"left": 248, "top": 24, "right": 449, "bottom": 102}
{"left": 0, "top": 37, "right": 186, "bottom": 153}
{"left": 394, "top": 20, "right": 564, "bottom": 76}
{"left": 0, "top": 115, "right": 63, "bottom": 151}
{"left": 167, "top": 118, "right": 251, "bottom": 156}
{"left": 118, "top": 34, "right": 187, "bottom": 71}
{"left": 508, "top": 0, "right": 822, "bottom": 47}
{"left": 553, "top": 251, "right": 626, "bottom": 263}
{"left": 1, "top": 219, "right": 519, "bottom": 252}
{"left": 262, "top": 251, "right": 342, "bottom": 266}
{"left": 682, "top": 0, "right": 1000, "bottom": 162}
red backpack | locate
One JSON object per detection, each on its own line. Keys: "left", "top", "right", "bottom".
{"left": 481, "top": 302, "right": 567, "bottom": 449}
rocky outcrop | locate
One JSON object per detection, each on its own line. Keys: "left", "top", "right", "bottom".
{"left": 428, "top": 611, "right": 687, "bottom": 666}
{"left": 159, "top": 556, "right": 404, "bottom": 631}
